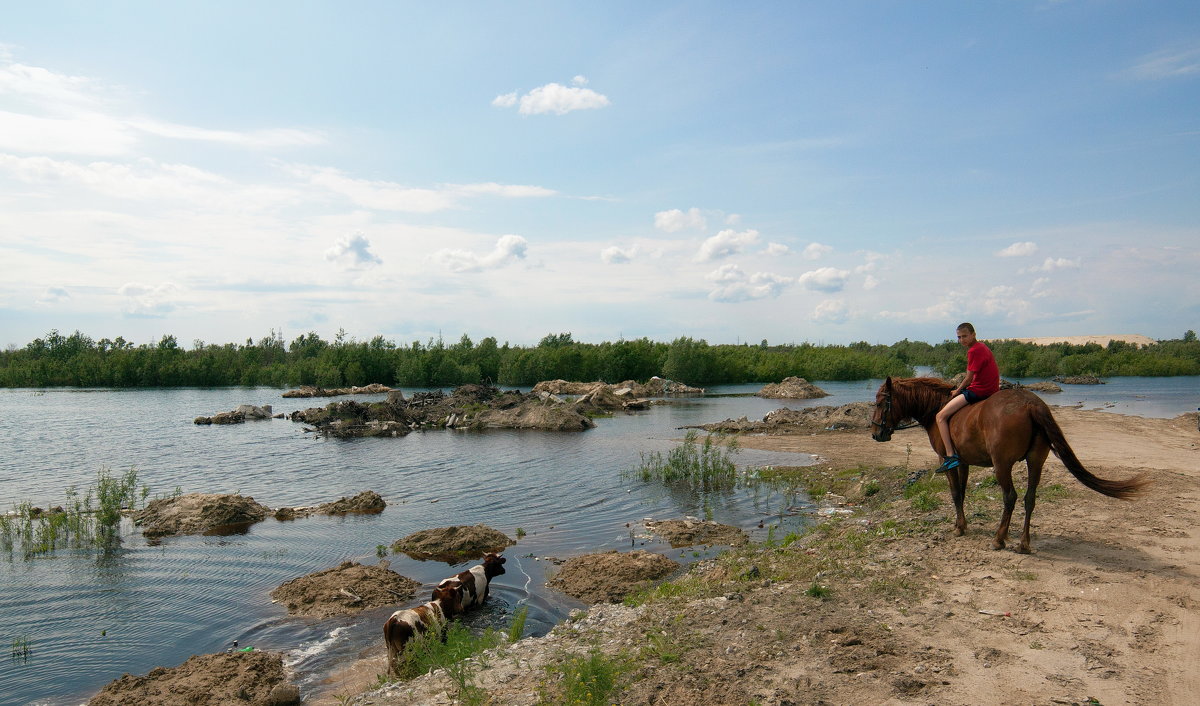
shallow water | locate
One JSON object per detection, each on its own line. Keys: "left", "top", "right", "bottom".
{"left": 0, "top": 377, "right": 1195, "bottom": 705}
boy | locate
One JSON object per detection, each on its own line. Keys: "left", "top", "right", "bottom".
{"left": 935, "top": 322, "right": 1000, "bottom": 472}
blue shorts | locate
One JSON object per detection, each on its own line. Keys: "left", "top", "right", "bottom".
{"left": 959, "top": 389, "right": 988, "bottom": 404}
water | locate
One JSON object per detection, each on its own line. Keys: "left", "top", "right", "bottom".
{"left": 0, "top": 377, "right": 1195, "bottom": 705}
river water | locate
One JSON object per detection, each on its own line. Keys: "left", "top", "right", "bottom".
{"left": 0, "top": 377, "right": 1196, "bottom": 705}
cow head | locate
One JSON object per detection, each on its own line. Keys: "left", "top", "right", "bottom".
{"left": 483, "top": 552, "right": 507, "bottom": 579}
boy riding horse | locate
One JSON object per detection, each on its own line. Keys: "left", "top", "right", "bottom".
{"left": 935, "top": 322, "right": 1000, "bottom": 472}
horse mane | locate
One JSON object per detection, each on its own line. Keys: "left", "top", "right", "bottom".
{"left": 892, "top": 377, "right": 953, "bottom": 425}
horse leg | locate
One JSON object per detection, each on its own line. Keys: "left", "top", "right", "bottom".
{"left": 947, "top": 464, "right": 969, "bottom": 536}
{"left": 1019, "top": 444, "right": 1050, "bottom": 554}
{"left": 992, "top": 463, "right": 1018, "bottom": 551}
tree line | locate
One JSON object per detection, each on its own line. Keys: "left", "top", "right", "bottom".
{"left": 1, "top": 329, "right": 1197, "bottom": 389}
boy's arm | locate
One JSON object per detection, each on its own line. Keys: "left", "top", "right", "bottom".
{"left": 952, "top": 370, "right": 975, "bottom": 395}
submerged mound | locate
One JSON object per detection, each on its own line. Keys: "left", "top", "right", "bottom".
{"left": 87, "top": 651, "right": 299, "bottom": 706}
{"left": 547, "top": 550, "right": 679, "bottom": 604}
{"left": 690, "top": 401, "right": 875, "bottom": 434}
{"left": 756, "top": 377, "right": 830, "bottom": 399}
{"left": 645, "top": 518, "right": 749, "bottom": 547}
{"left": 270, "top": 560, "right": 419, "bottom": 618}
{"left": 392, "top": 524, "right": 515, "bottom": 562}
{"left": 133, "top": 493, "right": 271, "bottom": 537}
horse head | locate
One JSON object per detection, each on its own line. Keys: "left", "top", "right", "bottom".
{"left": 871, "top": 377, "right": 895, "bottom": 442}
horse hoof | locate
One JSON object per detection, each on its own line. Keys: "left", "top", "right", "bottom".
{"left": 953, "top": 527, "right": 965, "bottom": 537}
{"left": 1017, "top": 545, "right": 1031, "bottom": 554}
{"left": 990, "top": 541, "right": 1005, "bottom": 551}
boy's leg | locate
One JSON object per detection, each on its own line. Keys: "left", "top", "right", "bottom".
{"left": 935, "top": 393, "right": 969, "bottom": 461}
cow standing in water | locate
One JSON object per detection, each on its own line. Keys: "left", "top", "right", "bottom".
{"left": 437, "top": 553, "right": 506, "bottom": 610}
{"left": 383, "top": 581, "right": 463, "bottom": 674}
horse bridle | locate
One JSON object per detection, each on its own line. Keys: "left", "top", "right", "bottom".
{"left": 871, "top": 387, "right": 921, "bottom": 436}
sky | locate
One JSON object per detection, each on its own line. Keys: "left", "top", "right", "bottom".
{"left": 1, "top": 1, "right": 1198, "bottom": 350}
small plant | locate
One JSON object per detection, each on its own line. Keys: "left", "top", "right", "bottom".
{"left": 863, "top": 480, "right": 881, "bottom": 497}
{"left": 539, "top": 650, "right": 629, "bottom": 705}
{"left": 516, "top": 527, "right": 527, "bottom": 538}
{"left": 507, "top": 606, "right": 528, "bottom": 643}
{"left": 11, "top": 634, "right": 31, "bottom": 662}
{"left": 804, "top": 582, "right": 831, "bottom": 599}
{"left": 375, "top": 544, "right": 388, "bottom": 558}
{"left": 1030, "top": 640, "right": 1044, "bottom": 650}
{"left": 640, "top": 632, "right": 681, "bottom": 664}
{"left": 625, "top": 431, "right": 739, "bottom": 490}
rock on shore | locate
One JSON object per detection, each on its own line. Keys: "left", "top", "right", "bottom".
{"left": 282, "top": 384, "right": 392, "bottom": 398}
{"left": 532, "top": 376, "right": 704, "bottom": 397}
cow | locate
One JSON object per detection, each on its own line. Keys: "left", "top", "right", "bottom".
{"left": 436, "top": 552, "right": 506, "bottom": 610}
{"left": 383, "top": 580, "right": 463, "bottom": 674}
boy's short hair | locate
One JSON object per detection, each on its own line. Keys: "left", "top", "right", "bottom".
{"left": 957, "top": 322, "right": 975, "bottom": 334}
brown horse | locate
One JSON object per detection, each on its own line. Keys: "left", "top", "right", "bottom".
{"left": 870, "top": 376, "right": 1147, "bottom": 553}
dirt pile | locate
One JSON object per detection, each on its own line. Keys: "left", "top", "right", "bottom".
{"left": 690, "top": 401, "right": 875, "bottom": 434}
{"left": 532, "top": 376, "right": 704, "bottom": 397}
{"left": 644, "top": 518, "right": 748, "bottom": 547}
{"left": 1054, "top": 374, "right": 1105, "bottom": 384}
{"left": 133, "top": 493, "right": 270, "bottom": 537}
{"left": 546, "top": 550, "right": 679, "bottom": 603}
{"left": 194, "top": 404, "right": 275, "bottom": 424}
{"left": 274, "top": 490, "right": 386, "bottom": 520}
{"left": 289, "top": 384, "right": 593, "bottom": 437}
{"left": 88, "top": 651, "right": 299, "bottom": 706}
{"left": 270, "top": 560, "right": 419, "bottom": 618}
{"left": 391, "top": 524, "right": 515, "bottom": 562}
{"left": 282, "top": 384, "right": 392, "bottom": 398}
{"left": 756, "top": 376, "right": 830, "bottom": 399}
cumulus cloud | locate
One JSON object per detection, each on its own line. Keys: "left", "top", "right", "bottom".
{"left": 695, "top": 228, "right": 760, "bottom": 262}
{"left": 654, "top": 207, "right": 707, "bottom": 233}
{"left": 812, "top": 299, "right": 849, "bottom": 324}
{"left": 707, "top": 266, "right": 793, "bottom": 303}
{"left": 601, "top": 245, "right": 636, "bottom": 264}
{"left": 433, "top": 234, "right": 528, "bottom": 273}
{"left": 493, "top": 77, "right": 610, "bottom": 116}
{"left": 1023, "top": 256, "right": 1080, "bottom": 273}
{"left": 766, "top": 242, "right": 789, "bottom": 256}
{"left": 117, "top": 281, "right": 178, "bottom": 317}
{"left": 997, "top": 241, "right": 1038, "bottom": 257}
{"left": 862, "top": 274, "right": 879, "bottom": 290}
{"left": 798, "top": 266, "right": 850, "bottom": 293}
{"left": 324, "top": 233, "right": 382, "bottom": 270}
{"left": 1030, "top": 277, "right": 1052, "bottom": 298}
{"left": 802, "top": 242, "right": 832, "bottom": 260}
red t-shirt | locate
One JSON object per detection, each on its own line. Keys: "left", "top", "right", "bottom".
{"left": 966, "top": 341, "right": 1000, "bottom": 396}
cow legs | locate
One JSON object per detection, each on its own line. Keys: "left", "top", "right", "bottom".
{"left": 946, "top": 464, "right": 969, "bottom": 536}
{"left": 1019, "top": 445, "right": 1050, "bottom": 553}
{"left": 992, "top": 463, "right": 1018, "bottom": 550}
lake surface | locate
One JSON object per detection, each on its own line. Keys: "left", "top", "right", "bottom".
{"left": 0, "top": 376, "right": 1196, "bottom": 705}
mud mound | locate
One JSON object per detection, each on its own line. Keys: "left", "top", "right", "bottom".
{"left": 471, "top": 399, "right": 595, "bottom": 431}
{"left": 319, "top": 490, "right": 386, "bottom": 515}
{"left": 645, "top": 518, "right": 748, "bottom": 547}
{"left": 547, "top": 550, "right": 679, "bottom": 604}
{"left": 88, "top": 651, "right": 299, "bottom": 706}
{"left": 270, "top": 560, "right": 419, "bottom": 618}
{"left": 392, "top": 524, "right": 515, "bottom": 562}
{"left": 282, "top": 383, "right": 392, "bottom": 398}
{"left": 756, "top": 376, "right": 830, "bottom": 399}
{"left": 1054, "top": 374, "right": 1105, "bottom": 384}
{"left": 133, "top": 493, "right": 270, "bottom": 537}
{"left": 1023, "top": 381, "right": 1062, "bottom": 392}
{"left": 691, "top": 401, "right": 874, "bottom": 434}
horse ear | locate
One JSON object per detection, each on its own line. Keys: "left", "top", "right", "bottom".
{"left": 885, "top": 376, "right": 893, "bottom": 389}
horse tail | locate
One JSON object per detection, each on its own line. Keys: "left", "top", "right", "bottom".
{"left": 1030, "top": 403, "right": 1149, "bottom": 499}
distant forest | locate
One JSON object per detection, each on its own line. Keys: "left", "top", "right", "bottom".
{"left": 1, "top": 329, "right": 1197, "bottom": 388}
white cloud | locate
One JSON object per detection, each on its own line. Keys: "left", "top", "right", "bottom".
{"left": 708, "top": 267, "right": 792, "bottom": 303}
{"left": 450, "top": 182, "right": 557, "bottom": 198}
{"left": 654, "top": 207, "right": 707, "bottom": 233}
{"left": 1030, "top": 277, "right": 1052, "bottom": 298}
{"left": 1117, "top": 44, "right": 1200, "bottom": 81}
{"left": 812, "top": 299, "right": 849, "bottom": 324}
{"left": 289, "top": 165, "right": 558, "bottom": 212}
{"left": 601, "top": 245, "right": 636, "bottom": 264}
{"left": 324, "top": 233, "right": 382, "bottom": 270}
{"left": 802, "top": 242, "right": 832, "bottom": 260}
{"left": 696, "top": 228, "right": 760, "bottom": 262}
{"left": 862, "top": 274, "right": 879, "bottom": 290}
{"left": 493, "top": 79, "right": 610, "bottom": 116}
{"left": 798, "top": 266, "right": 850, "bottom": 293}
{"left": 117, "top": 281, "right": 179, "bottom": 317}
{"left": 766, "top": 242, "right": 789, "bottom": 256}
{"left": 1022, "top": 256, "right": 1080, "bottom": 273}
{"left": 37, "top": 286, "right": 70, "bottom": 305}
{"left": 997, "top": 241, "right": 1038, "bottom": 257}
{"left": 128, "top": 119, "right": 324, "bottom": 148}
{"left": 433, "top": 234, "right": 528, "bottom": 273}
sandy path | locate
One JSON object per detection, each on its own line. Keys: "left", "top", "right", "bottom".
{"left": 740, "top": 407, "right": 1200, "bottom": 705}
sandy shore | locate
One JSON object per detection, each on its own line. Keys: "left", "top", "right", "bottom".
{"left": 315, "top": 405, "right": 1200, "bottom": 705}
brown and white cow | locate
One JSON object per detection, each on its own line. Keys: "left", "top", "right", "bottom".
{"left": 383, "top": 580, "right": 463, "bottom": 674}
{"left": 436, "top": 552, "right": 506, "bottom": 610}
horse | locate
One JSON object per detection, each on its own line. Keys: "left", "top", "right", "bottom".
{"left": 870, "top": 376, "right": 1147, "bottom": 553}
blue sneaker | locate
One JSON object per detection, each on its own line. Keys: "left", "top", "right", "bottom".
{"left": 935, "top": 455, "right": 960, "bottom": 474}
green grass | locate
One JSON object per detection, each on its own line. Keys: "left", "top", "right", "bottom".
{"left": 625, "top": 430, "right": 739, "bottom": 490}
{"left": 0, "top": 467, "right": 142, "bottom": 559}
{"left": 804, "top": 582, "right": 832, "bottom": 599}
{"left": 11, "top": 634, "right": 31, "bottom": 662}
{"left": 539, "top": 650, "right": 630, "bottom": 706}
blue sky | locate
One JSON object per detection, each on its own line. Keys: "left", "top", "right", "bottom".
{"left": 1, "top": 1, "right": 1197, "bottom": 350}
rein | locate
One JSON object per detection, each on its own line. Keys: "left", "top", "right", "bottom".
{"left": 871, "top": 387, "right": 922, "bottom": 434}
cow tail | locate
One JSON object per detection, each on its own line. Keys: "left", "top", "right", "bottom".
{"left": 1031, "top": 403, "right": 1149, "bottom": 499}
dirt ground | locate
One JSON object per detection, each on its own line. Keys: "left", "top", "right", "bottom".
{"left": 338, "top": 405, "right": 1199, "bottom": 705}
